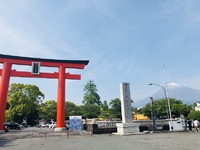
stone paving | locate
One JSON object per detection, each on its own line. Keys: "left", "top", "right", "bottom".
{"left": 0, "top": 127, "right": 200, "bottom": 150}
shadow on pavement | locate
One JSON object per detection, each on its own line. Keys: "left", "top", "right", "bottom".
{"left": 0, "top": 139, "right": 15, "bottom": 148}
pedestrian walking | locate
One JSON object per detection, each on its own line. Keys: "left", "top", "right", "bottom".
{"left": 193, "top": 119, "right": 199, "bottom": 132}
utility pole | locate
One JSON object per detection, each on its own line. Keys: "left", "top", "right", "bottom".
{"left": 163, "top": 64, "right": 173, "bottom": 131}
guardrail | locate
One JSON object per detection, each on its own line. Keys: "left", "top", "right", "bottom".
{"left": 39, "top": 130, "right": 75, "bottom": 139}
{"left": 94, "top": 120, "right": 169, "bottom": 128}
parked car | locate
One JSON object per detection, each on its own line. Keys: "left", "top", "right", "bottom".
{"left": 49, "top": 122, "right": 56, "bottom": 129}
{"left": 39, "top": 123, "right": 50, "bottom": 128}
{"left": 4, "top": 122, "right": 22, "bottom": 130}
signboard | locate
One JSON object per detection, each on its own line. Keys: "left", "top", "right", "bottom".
{"left": 32, "top": 62, "right": 40, "bottom": 75}
{"left": 69, "top": 116, "right": 82, "bottom": 131}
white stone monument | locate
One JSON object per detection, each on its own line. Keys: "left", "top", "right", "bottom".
{"left": 114, "top": 83, "right": 140, "bottom": 135}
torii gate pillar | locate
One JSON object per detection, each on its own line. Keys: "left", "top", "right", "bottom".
{"left": 0, "top": 62, "right": 12, "bottom": 131}
{"left": 55, "top": 66, "right": 66, "bottom": 131}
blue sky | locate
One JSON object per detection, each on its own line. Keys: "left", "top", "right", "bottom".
{"left": 0, "top": 0, "right": 200, "bottom": 106}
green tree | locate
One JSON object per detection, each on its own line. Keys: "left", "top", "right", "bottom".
{"left": 39, "top": 100, "right": 57, "bottom": 121}
{"left": 99, "top": 109, "right": 111, "bottom": 119}
{"left": 101, "top": 100, "right": 109, "bottom": 110}
{"left": 141, "top": 98, "right": 191, "bottom": 119}
{"left": 82, "top": 80, "right": 102, "bottom": 106}
{"left": 171, "top": 103, "right": 191, "bottom": 118}
{"left": 98, "top": 100, "right": 110, "bottom": 119}
{"left": 187, "top": 110, "right": 200, "bottom": 120}
{"left": 78, "top": 104, "right": 101, "bottom": 119}
{"left": 109, "top": 98, "right": 121, "bottom": 119}
{"left": 5, "top": 83, "right": 44, "bottom": 124}
{"left": 141, "top": 103, "right": 152, "bottom": 118}
{"left": 65, "top": 101, "right": 80, "bottom": 120}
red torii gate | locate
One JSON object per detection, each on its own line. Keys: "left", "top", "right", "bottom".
{"left": 0, "top": 54, "right": 89, "bottom": 131}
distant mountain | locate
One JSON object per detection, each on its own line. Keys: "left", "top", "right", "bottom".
{"left": 133, "top": 83, "right": 200, "bottom": 108}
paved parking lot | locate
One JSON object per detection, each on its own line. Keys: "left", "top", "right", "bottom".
{"left": 0, "top": 127, "right": 200, "bottom": 150}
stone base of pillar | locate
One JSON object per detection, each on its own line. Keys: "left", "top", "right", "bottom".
{"left": 54, "top": 127, "right": 66, "bottom": 132}
{"left": 113, "top": 123, "right": 142, "bottom": 136}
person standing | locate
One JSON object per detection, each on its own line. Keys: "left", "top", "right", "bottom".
{"left": 184, "top": 120, "right": 187, "bottom": 131}
{"left": 193, "top": 119, "right": 199, "bottom": 132}
{"left": 188, "top": 120, "right": 192, "bottom": 132}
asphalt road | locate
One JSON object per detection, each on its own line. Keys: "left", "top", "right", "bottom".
{"left": 0, "top": 127, "right": 200, "bottom": 150}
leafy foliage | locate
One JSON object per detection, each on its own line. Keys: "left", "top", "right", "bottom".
{"left": 39, "top": 100, "right": 57, "bottom": 121}
{"left": 5, "top": 83, "right": 44, "bottom": 124}
{"left": 187, "top": 110, "right": 200, "bottom": 120}
{"left": 101, "top": 100, "right": 109, "bottom": 110}
{"left": 109, "top": 98, "right": 121, "bottom": 119}
{"left": 78, "top": 104, "right": 101, "bottom": 119}
{"left": 140, "top": 103, "right": 152, "bottom": 119}
{"left": 141, "top": 98, "right": 191, "bottom": 119}
{"left": 65, "top": 101, "right": 80, "bottom": 120}
{"left": 99, "top": 109, "right": 111, "bottom": 119}
{"left": 171, "top": 103, "right": 191, "bottom": 118}
{"left": 82, "top": 80, "right": 102, "bottom": 106}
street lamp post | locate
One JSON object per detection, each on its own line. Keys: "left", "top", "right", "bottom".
{"left": 148, "top": 83, "right": 173, "bottom": 131}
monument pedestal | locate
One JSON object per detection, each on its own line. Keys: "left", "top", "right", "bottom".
{"left": 114, "top": 123, "right": 140, "bottom": 135}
